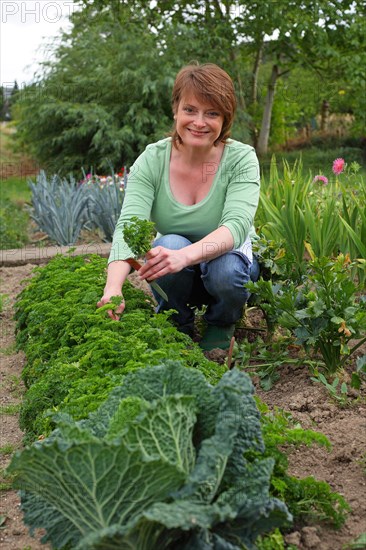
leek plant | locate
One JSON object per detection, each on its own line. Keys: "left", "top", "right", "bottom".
{"left": 29, "top": 170, "right": 126, "bottom": 245}
{"left": 29, "top": 171, "right": 89, "bottom": 245}
{"left": 87, "top": 182, "right": 124, "bottom": 241}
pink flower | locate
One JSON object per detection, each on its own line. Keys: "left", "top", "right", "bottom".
{"left": 313, "top": 175, "right": 329, "bottom": 185}
{"left": 332, "top": 158, "right": 345, "bottom": 175}
{"left": 86, "top": 173, "right": 92, "bottom": 179}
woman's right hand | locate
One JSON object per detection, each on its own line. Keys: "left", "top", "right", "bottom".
{"left": 97, "top": 260, "right": 132, "bottom": 320}
{"left": 96, "top": 290, "right": 125, "bottom": 320}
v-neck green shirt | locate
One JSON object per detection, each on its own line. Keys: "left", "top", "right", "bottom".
{"left": 109, "top": 137, "right": 260, "bottom": 262}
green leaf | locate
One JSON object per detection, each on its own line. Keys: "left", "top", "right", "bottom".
{"left": 318, "top": 373, "right": 328, "bottom": 385}
{"left": 122, "top": 217, "right": 156, "bottom": 257}
{"left": 175, "top": 368, "right": 264, "bottom": 503}
{"left": 345, "top": 532, "right": 366, "bottom": 549}
{"left": 340, "top": 217, "right": 366, "bottom": 258}
{"left": 142, "top": 500, "right": 236, "bottom": 530}
{"left": 351, "top": 372, "right": 362, "bottom": 390}
{"left": 84, "top": 361, "right": 213, "bottom": 439}
{"left": 120, "top": 395, "right": 197, "bottom": 475}
{"left": 331, "top": 316, "right": 345, "bottom": 325}
{"left": 356, "top": 355, "right": 366, "bottom": 374}
{"left": 0, "top": 515, "right": 7, "bottom": 528}
{"left": 10, "top": 441, "right": 185, "bottom": 549}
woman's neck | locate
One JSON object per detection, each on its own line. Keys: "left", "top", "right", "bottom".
{"left": 173, "top": 142, "right": 224, "bottom": 166}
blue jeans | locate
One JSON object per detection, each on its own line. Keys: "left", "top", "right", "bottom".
{"left": 150, "top": 234, "right": 260, "bottom": 330}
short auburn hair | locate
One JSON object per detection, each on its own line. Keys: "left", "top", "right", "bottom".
{"left": 170, "top": 62, "right": 237, "bottom": 147}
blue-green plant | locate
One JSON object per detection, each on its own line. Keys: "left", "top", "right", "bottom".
{"left": 87, "top": 181, "right": 124, "bottom": 241}
{"left": 28, "top": 171, "right": 90, "bottom": 245}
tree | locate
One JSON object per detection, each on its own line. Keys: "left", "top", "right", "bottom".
{"left": 14, "top": 11, "right": 175, "bottom": 173}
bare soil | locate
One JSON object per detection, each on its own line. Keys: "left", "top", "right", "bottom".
{"left": 0, "top": 265, "right": 49, "bottom": 550}
{"left": 0, "top": 264, "right": 365, "bottom": 550}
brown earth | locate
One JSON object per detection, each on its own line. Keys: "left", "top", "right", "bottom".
{"left": 0, "top": 264, "right": 365, "bottom": 550}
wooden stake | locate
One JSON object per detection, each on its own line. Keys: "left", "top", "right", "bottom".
{"left": 227, "top": 336, "right": 236, "bottom": 370}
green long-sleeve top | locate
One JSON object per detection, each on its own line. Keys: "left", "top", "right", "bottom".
{"left": 109, "top": 137, "right": 260, "bottom": 263}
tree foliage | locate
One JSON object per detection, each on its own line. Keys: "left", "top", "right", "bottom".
{"left": 12, "top": 0, "right": 366, "bottom": 173}
{"left": 14, "top": 10, "right": 174, "bottom": 173}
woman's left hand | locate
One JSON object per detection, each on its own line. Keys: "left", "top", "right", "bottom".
{"left": 138, "top": 246, "right": 188, "bottom": 281}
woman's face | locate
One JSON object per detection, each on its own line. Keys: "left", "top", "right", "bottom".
{"left": 174, "top": 94, "right": 224, "bottom": 149}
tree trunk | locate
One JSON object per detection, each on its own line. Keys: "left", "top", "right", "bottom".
{"left": 256, "top": 64, "right": 279, "bottom": 156}
{"left": 320, "top": 100, "right": 329, "bottom": 132}
{"left": 251, "top": 41, "right": 264, "bottom": 105}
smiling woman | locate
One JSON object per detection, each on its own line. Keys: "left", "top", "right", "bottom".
{"left": 97, "top": 62, "right": 261, "bottom": 351}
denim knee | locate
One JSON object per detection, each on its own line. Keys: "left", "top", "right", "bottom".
{"left": 201, "top": 252, "right": 251, "bottom": 298}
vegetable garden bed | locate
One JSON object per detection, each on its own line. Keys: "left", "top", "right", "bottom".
{"left": 0, "top": 258, "right": 365, "bottom": 548}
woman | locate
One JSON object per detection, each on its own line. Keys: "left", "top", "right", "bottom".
{"left": 97, "top": 62, "right": 260, "bottom": 351}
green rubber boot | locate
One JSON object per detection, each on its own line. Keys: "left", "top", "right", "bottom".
{"left": 199, "top": 324, "right": 235, "bottom": 351}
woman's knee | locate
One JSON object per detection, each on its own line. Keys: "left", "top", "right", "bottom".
{"left": 202, "top": 253, "right": 251, "bottom": 296}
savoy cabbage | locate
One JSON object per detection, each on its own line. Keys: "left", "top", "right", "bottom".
{"left": 9, "top": 362, "right": 292, "bottom": 549}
